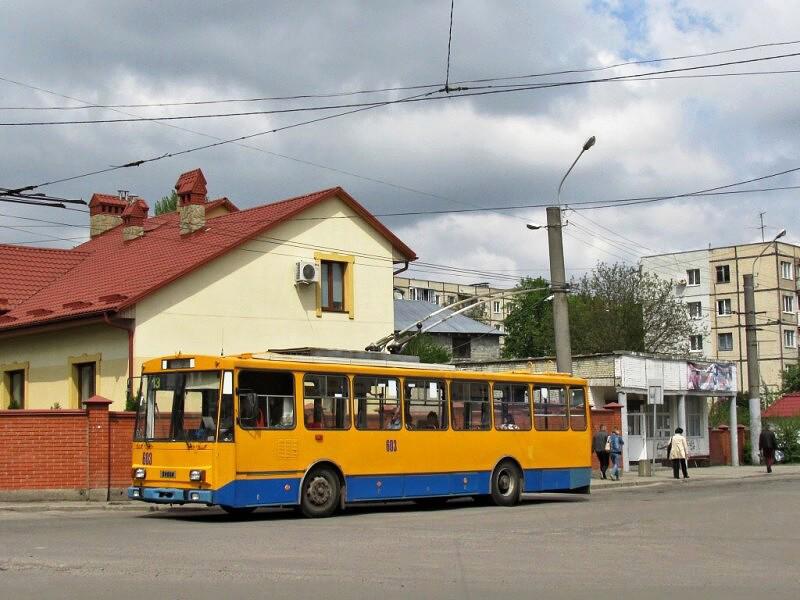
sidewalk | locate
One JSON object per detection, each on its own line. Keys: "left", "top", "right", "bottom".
{"left": 591, "top": 463, "right": 800, "bottom": 490}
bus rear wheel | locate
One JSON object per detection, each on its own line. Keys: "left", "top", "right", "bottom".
{"left": 491, "top": 460, "right": 522, "bottom": 507}
{"left": 301, "top": 467, "right": 341, "bottom": 518}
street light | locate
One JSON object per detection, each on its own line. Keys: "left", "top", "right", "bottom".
{"left": 752, "top": 228, "right": 787, "bottom": 281}
{"left": 530, "top": 135, "right": 596, "bottom": 375}
{"left": 743, "top": 227, "right": 788, "bottom": 466}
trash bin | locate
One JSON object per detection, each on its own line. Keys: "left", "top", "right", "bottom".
{"left": 637, "top": 460, "right": 652, "bottom": 477}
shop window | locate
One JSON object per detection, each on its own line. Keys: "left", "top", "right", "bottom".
{"left": 450, "top": 381, "right": 491, "bottom": 430}
{"left": 404, "top": 379, "right": 447, "bottom": 430}
{"left": 686, "top": 397, "right": 702, "bottom": 437}
{"left": 492, "top": 383, "right": 531, "bottom": 430}
{"left": 238, "top": 370, "right": 295, "bottom": 429}
{"left": 533, "top": 385, "right": 567, "bottom": 430}
{"left": 303, "top": 373, "right": 350, "bottom": 430}
{"left": 354, "top": 375, "right": 400, "bottom": 430}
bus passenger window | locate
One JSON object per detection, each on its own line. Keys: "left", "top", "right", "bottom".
{"left": 303, "top": 374, "right": 351, "bottom": 430}
{"left": 451, "top": 381, "right": 491, "bottom": 431}
{"left": 493, "top": 383, "right": 531, "bottom": 431}
{"left": 405, "top": 379, "right": 447, "bottom": 430}
{"left": 534, "top": 385, "right": 567, "bottom": 431}
{"left": 237, "top": 370, "right": 295, "bottom": 429}
{"left": 569, "top": 387, "right": 587, "bottom": 431}
{"left": 354, "top": 376, "right": 400, "bottom": 430}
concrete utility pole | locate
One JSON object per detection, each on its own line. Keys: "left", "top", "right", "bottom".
{"left": 743, "top": 229, "right": 786, "bottom": 465}
{"left": 743, "top": 273, "right": 761, "bottom": 466}
{"left": 547, "top": 206, "right": 572, "bottom": 374}
{"left": 540, "top": 135, "right": 595, "bottom": 375}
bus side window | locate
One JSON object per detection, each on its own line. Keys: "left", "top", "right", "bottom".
{"left": 219, "top": 371, "right": 234, "bottom": 442}
{"left": 534, "top": 385, "right": 567, "bottom": 431}
{"left": 354, "top": 375, "right": 400, "bottom": 430}
{"left": 451, "top": 381, "right": 490, "bottom": 431}
{"left": 237, "top": 370, "right": 295, "bottom": 430}
{"left": 303, "top": 373, "right": 351, "bottom": 430}
{"left": 569, "top": 387, "right": 587, "bottom": 431}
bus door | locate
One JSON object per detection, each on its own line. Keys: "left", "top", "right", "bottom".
{"left": 234, "top": 369, "right": 298, "bottom": 480}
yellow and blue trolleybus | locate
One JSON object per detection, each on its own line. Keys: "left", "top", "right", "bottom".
{"left": 129, "top": 351, "right": 592, "bottom": 517}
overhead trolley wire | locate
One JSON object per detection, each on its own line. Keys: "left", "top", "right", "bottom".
{"left": 3, "top": 37, "right": 800, "bottom": 111}
{"left": 4, "top": 50, "right": 800, "bottom": 126}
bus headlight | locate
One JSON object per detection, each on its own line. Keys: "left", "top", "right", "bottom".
{"left": 133, "top": 468, "right": 146, "bottom": 479}
{"left": 189, "top": 469, "right": 205, "bottom": 482}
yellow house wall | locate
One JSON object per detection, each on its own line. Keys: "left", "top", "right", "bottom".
{"left": 0, "top": 323, "right": 129, "bottom": 410}
{"left": 134, "top": 195, "right": 400, "bottom": 364}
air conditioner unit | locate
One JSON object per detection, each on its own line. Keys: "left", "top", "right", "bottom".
{"left": 676, "top": 278, "right": 687, "bottom": 286}
{"left": 295, "top": 260, "right": 319, "bottom": 285}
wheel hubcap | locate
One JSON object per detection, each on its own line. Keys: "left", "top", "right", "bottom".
{"left": 306, "top": 476, "right": 333, "bottom": 506}
{"left": 498, "top": 469, "right": 515, "bottom": 496}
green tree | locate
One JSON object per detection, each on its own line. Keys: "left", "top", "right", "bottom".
{"left": 401, "top": 334, "right": 452, "bottom": 364}
{"left": 154, "top": 190, "right": 178, "bottom": 215}
{"left": 501, "top": 277, "right": 554, "bottom": 358}
{"left": 780, "top": 363, "right": 800, "bottom": 394}
{"left": 502, "top": 264, "right": 698, "bottom": 358}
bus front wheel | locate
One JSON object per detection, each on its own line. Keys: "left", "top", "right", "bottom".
{"left": 490, "top": 460, "right": 522, "bottom": 507}
{"left": 301, "top": 467, "right": 341, "bottom": 518}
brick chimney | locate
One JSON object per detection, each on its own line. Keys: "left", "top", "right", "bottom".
{"left": 88, "top": 193, "right": 127, "bottom": 238}
{"left": 175, "top": 168, "right": 207, "bottom": 235}
{"left": 121, "top": 198, "right": 149, "bottom": 241}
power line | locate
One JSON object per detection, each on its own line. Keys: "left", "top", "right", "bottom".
{"left": 5, "top": 50, "right": 800, "bottom": 127}
{"left": 3, "top": 38, "right": 800, "bottom": 111}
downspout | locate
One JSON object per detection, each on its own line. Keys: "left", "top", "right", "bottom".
{"left": 103, "top": 311, "right": 134, "bottom": 502}
{"left": 393, "top": 261, "right": 410, "bottom": 276}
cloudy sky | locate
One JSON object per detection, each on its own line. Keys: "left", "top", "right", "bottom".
{"left": 1, "top": 0, "right": 798, "bottom": 287}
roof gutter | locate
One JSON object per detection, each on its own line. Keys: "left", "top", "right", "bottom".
{"left": 393, "top": 261, "right": 410, "bottom": 276}
{"left": 103, "top": 312, "right": 134, "bottom": 401}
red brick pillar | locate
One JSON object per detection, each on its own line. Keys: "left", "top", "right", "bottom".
{"left": 84, "top": 395, "right": 113, "bottom": 501}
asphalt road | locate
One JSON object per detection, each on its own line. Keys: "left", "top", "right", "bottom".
{"left": 1, "top": 477, "right": 798, "bottom": 599}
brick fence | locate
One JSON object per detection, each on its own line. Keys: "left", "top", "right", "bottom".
{"left": 589, "top": 405, "right": 622, "bottom": 471}
{"left": 0, "top": 395, "right": 135, "bottom": 501}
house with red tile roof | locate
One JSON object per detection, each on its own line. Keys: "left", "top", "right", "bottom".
{"left": 763, "top": 393, "right": 800, "bottom": 418}
{"left": 0, "top": 169, "right": 416, "bottom": 410}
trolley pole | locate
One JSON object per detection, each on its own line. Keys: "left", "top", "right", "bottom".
{"left": 547, "top": 206, "right": 572, "bottom": 374}
{"left": 743, "top": 273, "right": 762, "bottom": 465}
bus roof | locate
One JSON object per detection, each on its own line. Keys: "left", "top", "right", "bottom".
{"left": 142, "top": 352, "right": 587, "bottom": 385}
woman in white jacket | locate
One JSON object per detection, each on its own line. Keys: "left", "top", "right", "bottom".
{"left": 668, "top": 427, "right": 690, "bottom": 479}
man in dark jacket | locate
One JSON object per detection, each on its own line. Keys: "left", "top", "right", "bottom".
{"left": 592, "top": 424, "right": 610, "bottom": 479}
{"left": 759, "top": 425, "right": 778, "bottom": 473}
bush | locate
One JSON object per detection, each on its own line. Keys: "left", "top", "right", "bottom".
{"left": 764, "top": 417, "right": 800, "bottom": 463}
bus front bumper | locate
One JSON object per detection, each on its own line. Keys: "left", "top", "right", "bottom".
{"left": 127, "top": 486, "right": 213, "bottom": 504}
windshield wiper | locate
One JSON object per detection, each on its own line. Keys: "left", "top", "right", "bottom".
{"left": 180, "top": 430, "right": 192, "bottom": 449}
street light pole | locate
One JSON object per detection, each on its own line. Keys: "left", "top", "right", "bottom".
{"left": 547, "top": 136, "right": 595, "bottom": 374}
{"left": 744, "top": 228, "right": 786, "bottom": 465}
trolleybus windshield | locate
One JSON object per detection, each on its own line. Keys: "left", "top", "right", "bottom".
{"left": 134, "top": 371, "right": 221, "bottom": 442}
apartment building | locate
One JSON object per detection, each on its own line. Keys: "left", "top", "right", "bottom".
{"left": 641, "top": 241, "right": 800, "bottom": 392}
{"left": 392, "top": 276, "right": 510, "bottom": 334}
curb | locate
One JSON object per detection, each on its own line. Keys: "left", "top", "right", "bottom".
{"left": 590, "top": 471, "right": 800, "bottom": 492}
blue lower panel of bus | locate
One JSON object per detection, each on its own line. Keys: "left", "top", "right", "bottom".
{"left": 213, "top": 477, "right": 301, "bottom": 508}
{"left": 523, "top": 467, "right": 591, "bottom": 493}
{"left": 130, "top": 467, "right": 591, "bottom": 507}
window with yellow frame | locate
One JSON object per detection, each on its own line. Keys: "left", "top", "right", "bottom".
{"left": 314, "top": 252, "right": 354, "bottom": 319}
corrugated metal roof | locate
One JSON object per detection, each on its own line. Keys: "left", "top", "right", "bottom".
{"left": 394, "top": 300, "right": 503, "bottom": 336}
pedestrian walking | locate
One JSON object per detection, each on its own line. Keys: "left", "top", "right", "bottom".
{"left": 608, "top": 428, "right": 624, "bottom": 480}
{"left": 592, "top": 424, "right": 611, "bottom": 479}
{"left": 668, "top": 427, "right": 690, "bottom": 479}
{"left": 759, "top": 424, "right": 778, "bottom": 473}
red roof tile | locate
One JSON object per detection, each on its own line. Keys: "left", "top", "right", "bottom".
{"left": 0, "top": 245, "right": 89, "bottom": 308}
{"left": 763, "top": 394, "right": 800, "bottom": 418}
{"left": 0, "top": 186, "right": 416, "bottom": 332}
